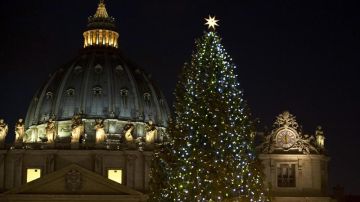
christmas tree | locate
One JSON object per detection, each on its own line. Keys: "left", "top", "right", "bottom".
{"left": 149, "top": 16, "right": 269, "bottom": 202}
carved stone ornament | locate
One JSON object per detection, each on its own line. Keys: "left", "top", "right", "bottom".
{"left": 274, "top": 111, "right": 299, "bottom": 129}
{"left": 65, "top": 169, "right": 82, "bottom": 192}
{"left": 257, "top": 111, "right": 320, "bottom": 155}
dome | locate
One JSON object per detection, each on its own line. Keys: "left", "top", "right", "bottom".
{"left": 25, "top": 48, "right": 170, "bottom": 127}
{"left": 23, "top": 1, "right": 170, "bottom": 145}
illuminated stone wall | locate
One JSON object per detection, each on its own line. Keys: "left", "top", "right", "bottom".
{"left": 259, "top": 154, "right": 332, "bottom": 202}
{"left": 24, "top": 119, "right": 165, "bottom": 144}
{"left": 83, "top": 29, "right": 119, "bottom": 48}
{"left": 0, "top": 150, "right": 153, "bottom": 193}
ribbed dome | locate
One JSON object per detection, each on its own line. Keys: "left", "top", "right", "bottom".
{"left": 25, "top": 48, "right": 170, "bottom": 128}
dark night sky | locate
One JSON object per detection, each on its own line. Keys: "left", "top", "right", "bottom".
{"left": 0, "top": 0, "right": 359, "bottom": 194}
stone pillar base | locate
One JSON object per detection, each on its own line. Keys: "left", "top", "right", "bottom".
{"left": 126, "top": 143, "right": 137, "bottom": 150}
{"left": 14, "top": 142, "right": 23, "bottom": 149}
{"left": 46, "top": 143, "right": 55, "bottom": 149}
{"left": 95, "top": 144, "right": 105, "bottom": 149}
{"left": 71, "top": 143, "right": 79, "bottom": 149}
{"left": 144, "top": 144, "right": 154, "bottom": 151}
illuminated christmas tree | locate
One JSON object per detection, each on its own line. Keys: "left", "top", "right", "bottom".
{"left": 149, "top": 16, "right": 269, "bottom": 201}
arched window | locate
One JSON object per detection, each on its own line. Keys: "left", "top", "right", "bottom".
{"left": 94, "top": 64, "right": 103, "bottom": 74}
{"left": 65, "top": 88, "right": 75, "bottom": 97}
{"left": 91, "top": 86, "right": 104, "bottom": 116}
{"left": 159, "top": 99, "right": 165, "bottom": 106}
{"left": 144, "top": 92, "right": 151, "bottom": 107}
{"left": 115, "top": 65, "right": 124, "bottom": 72}
{"left": 46, "top": 92, "right": 53, "bottom": 100}
{"left": 74, "top": 66, "right": 83, "bottom": 74}
{"left": 120, "top": 89, "right": 128, "bottom": 107}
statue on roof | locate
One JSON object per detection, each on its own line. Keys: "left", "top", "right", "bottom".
{"left": 145, "top": 120, "right": 157, "bottom": 144}
{"left": 71, "top": 114, "right": 84, "bottom": 144}
{"left": 0, "top": 119, "right": 8, "bottom": 146}
{"left": 15, "top": 118, "right": 25, "bottom": 143}
{"left": 45, "top": 118, "right": 56, "bottom": 143}
{"left": 315, "top": 126, "right": 325, "bottom": 150}
{"left": 95, "top": 119, "right": 106, "bottom": 144}
{"left": 123, "top": 123, "right": 134, "bottom": 142}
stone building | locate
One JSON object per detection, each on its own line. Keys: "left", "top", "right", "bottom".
{"left": 0, "top": 1, "right": 169, "bottom": 201}
{"left": 257, "top": 111, "right": 333, "bottom": 202}
{"left": 0, "top": 1, "right": 333, "bottom": 201}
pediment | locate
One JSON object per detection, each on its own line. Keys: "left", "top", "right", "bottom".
{"left": 4, "top": 164, "right": 144, "bottom": 196}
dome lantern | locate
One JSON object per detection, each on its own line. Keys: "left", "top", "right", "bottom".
{"left": 83, "top": 0, "right": 119, "bottom": 48}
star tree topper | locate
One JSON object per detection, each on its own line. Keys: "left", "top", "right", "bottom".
{"left": 205, "top": 15, "right": 219, "bottom": 30}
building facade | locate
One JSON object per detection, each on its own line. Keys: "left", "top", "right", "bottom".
{"left": 0, "top": 1, "right": 169, "bottom": 201}
{"left": 257, "top": 111, "right": 333, "bottom": 202}
{"left": 0, "top": 1, "right": 334, "bottom": 202}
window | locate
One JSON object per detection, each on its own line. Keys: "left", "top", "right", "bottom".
{"left": 108, "top": 169, "right": 122, "bottom": 184}
{"left": 27, "top": 168, "right": 41, "bottom": 183}
{"left": 144, "top": 92, "right": 151, "bottom": 107}
{"left": 93, "top": 86, "right": 103, "bottom": 96}
{"left": 65, "top": 88, "right": 75, "bottom": 97}
{"left": 115, "top": 65, "right": 124, "bottom": 72}
{"left": 159, "top": 99, "right": 165, "bottom": 106}
{"left": 46, "top": 92, "right": 53, "bottom": 100}
{"left": 74, "top": 66, "right": 83, "bottom": 74}
{"left": 94, "top": 64, "right": 103, "bottom": 73}
{"left": 120, "top": 89, "right": 128, "bottom": 107}
{"left": 277, "top": 164, "right": 296, "bottom": 187}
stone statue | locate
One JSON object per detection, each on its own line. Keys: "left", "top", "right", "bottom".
{"left": 15, "top": 118, "right": 25, "bottom": 143}
{"left": 45, "top": 119, "right": 56, "bottom": 143}
{"left": 315, "top": 126, "right": 324, "bottom": 137}
{"left": 145, "top": 120, "right": 157, "bottom": 144}
{"left": 94, "top": 119, "right": 106, "bottom": 144}
{"left": 315, "top": 126, "right": 325, "bottom": 149}
{"left": 71, "top": 114, "right": 84, "bottom": 143}
{"left": 0, "top": 119, "right": 8, "bottom": 145}
{"left": 294, "top": 134, "right": 318, "bottom": 154}
{"left": 123, "top": 123, "right": 134, "bottom": 142}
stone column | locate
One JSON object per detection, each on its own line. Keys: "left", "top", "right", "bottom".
{"left": 94, "top": 154, "right": 103, "bottom": 175}
{"left": 270, "top": 158, "right": 276, "bottom": 188}
{"left": 46, "top": 154, "right": 55, "bottom": 174}
{"left": 298, "top": 158, "right": 303, "bottom": 189}
{"left": 13, "top": 154, "right": 23, "bottom": 187}
{"left": 143, "top": 153, "right": 153, "bottom": 191}
{"left": 0, "top": 154, "right": 5, "bottom": 191}
{"left": 71, "top": 143, "right": 80, "bottom": 149}
{"left": 126, "top": 154, "right": 137, "bottom": 188}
